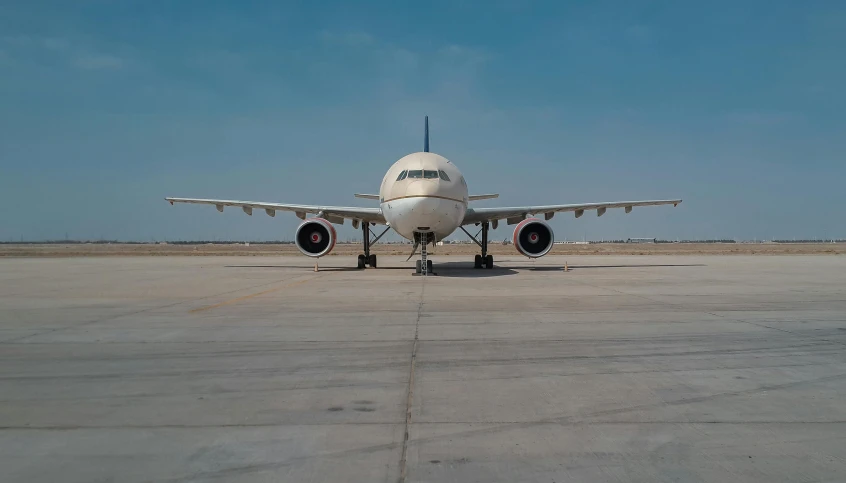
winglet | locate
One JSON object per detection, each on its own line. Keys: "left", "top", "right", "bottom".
{"left": 424, "top": 115, "right": 429, "bottom": 153}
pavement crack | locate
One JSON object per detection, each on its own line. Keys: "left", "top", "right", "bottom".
{"left": 1, "top": 275, "right": 316, "bottom": 344}
{"left": 569, "top": 279, "right": 846, "bottom": 349}
{"left": 398, "top": 278, "right": 425, "bottom": 483}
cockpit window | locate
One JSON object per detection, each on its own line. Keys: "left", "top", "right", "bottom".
{"left": 407, "top": 170, "right": 423, "bottom": 178}
{"left": 460, "top": 176, "right": 467, "bottom": 186}
{"left": 396, "top": 170, "right": 407, "bottom": 181}
{"left": 424, "top": 170, "right": 439, "bottom": 179}
{"left": 438, "top": 170, "right": 451, "bottom": 181}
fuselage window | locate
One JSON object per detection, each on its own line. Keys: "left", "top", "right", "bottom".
{"left": 396, "top": 170, "right": 408, "bottom": 181}
{"left": 423, "top": 170, "right": 439, "bottom": 179}
{"left": 438, "top": 170, "right": 451, "bottom": 181}
{"left": 407, "top": 170, "right": 423, "bottom": 179}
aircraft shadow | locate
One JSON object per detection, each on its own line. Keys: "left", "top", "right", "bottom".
{"left": 223, "top": 263, "right": 516, "bottom": 277}
{"left": 430, "top": 262, "right": 705, "bottom": 277}
{"left": 510, "top": 263, "right": 707, "bottom": 270}
{"left": 224, "top": 263, "right": 704, "bottom": 276}
{"left": 224, "top": 265, "right": 361, "bottom": 272}
{"left": 428, "top": 261, "right": 517, "bottom": 278}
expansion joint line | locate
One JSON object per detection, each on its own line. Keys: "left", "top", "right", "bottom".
{"left": 399, "top": 279, "right": 425, "bottom": 483}
{"left": 572, "top": 278, "right": 846, "bottom": 349}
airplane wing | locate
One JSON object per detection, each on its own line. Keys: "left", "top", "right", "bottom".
{"left": 165, "top": 197, "right": 385, "bottom": 224}
{"left": 462, "top": 199, "right": 681, "bottom": 225}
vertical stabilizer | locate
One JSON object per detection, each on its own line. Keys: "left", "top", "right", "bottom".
{"left": 424, "top": 116, "right": 429, "bottom": 152}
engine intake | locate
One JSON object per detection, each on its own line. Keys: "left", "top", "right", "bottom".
{"left": 295, "top": 218, "right": 337, "bottom": 257}
{"left": 513, "top": 218, "right": 554, "bottom": 258}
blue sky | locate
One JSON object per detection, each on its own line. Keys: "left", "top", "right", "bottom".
{"left": 1, "top": 1, "right": 844, "bottom": 242}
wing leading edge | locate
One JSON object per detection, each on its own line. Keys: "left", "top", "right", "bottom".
{"left": 165, "top": 197, "right": 385, "bottom": 225}
{"left": 462, "top": 199, "right": 681, "bottom": 225}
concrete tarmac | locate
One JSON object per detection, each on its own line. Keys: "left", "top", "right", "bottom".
{"left": 1, "top": 255, "right": 845, "bottom": 482}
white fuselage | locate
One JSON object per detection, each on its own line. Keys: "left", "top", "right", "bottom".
{"left": 379, "top": 152, "right": 468, "bottom": 241}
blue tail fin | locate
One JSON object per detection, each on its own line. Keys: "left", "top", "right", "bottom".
{"left": 424, "top": 116, "right": 429, "bottom": 152}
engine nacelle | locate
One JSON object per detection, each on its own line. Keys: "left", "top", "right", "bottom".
{"left": 513, "top": 218, "right": 554, "bottom": 258}
{"left": 295, "top": 218, "right": 337, "bottom": 257}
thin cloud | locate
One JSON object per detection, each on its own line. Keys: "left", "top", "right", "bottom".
{"left": 439, "top": 44, "right": 492, "bottom": 65}
{"left": 431, "top": 44, "right": 492, "bottom": 99}
{"left": 2, "top": 35, "right": 126, "bottom": 70}
{"left": 42, "top": 37, "right": 70, "bottom": 51}
{"left": 189, "top": 49, "right": 247, "bottom": 70}
{"left": 2, "top": 35, "right": 33, "bottom": 46}
{"left": 726, "top": 110, "right": 799, "bottom": 126}
{"left": 73, "top": 53, "right": 125, "bottom": 70}
{"left": 318, "top": 30, "right": 375, "bottom": 47}
{"left": 310, "top": 30, "right": 420, "bottom": 80}
{"left": 625, "top": 24, "right": 653, "bottom": 42}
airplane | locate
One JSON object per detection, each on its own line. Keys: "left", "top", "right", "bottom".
{"left": 166, "top": 117, "right": 681, "bottom": 274}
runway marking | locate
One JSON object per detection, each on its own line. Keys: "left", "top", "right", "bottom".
{"left": 189, "top": 275, "right": 324, "bottom": 313}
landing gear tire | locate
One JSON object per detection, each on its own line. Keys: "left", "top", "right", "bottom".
{"left": 474, "top": 254, "right": 483, "bottom": 269}
{"left": 427, "top": 259, "right": 433, "bottom": 273}
{"left": 485, "top": 254, "right": 494, "bottom": 269}
{"left": 357, "top": 254, "right": 366, "bottom": 269}
{"left": 415, "top": 260, "right": 422, "bottom": 274}
{"left": 368, "top": 254, "right": 377, "bottom": 268}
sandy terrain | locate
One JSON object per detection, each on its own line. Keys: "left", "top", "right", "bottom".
{"left": 0, "top": 242, "right": 843, "bottom": 257}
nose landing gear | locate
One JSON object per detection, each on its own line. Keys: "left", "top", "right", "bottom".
{"left": 415, "top": 259, "right": 433, "bottom": 274}
{"left": 413, "top": 232, "right": 435, "bottom": 275}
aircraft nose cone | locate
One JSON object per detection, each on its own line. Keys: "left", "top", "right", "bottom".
{"left": 413, "top": 197, "right": 440, "bottom": 215}
{"left": 404, "top": 197, "right": 443, "bottom": 232}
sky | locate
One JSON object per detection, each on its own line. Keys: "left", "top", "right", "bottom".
{"left": 1, "top": 1, "right": 844, "bottom": 242}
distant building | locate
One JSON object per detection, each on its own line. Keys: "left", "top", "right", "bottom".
{"left": 627, "top": 238, "right": 656, "bottom": 244}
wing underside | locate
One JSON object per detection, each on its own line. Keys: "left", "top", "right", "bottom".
{"left": 165, "top": 197, "right": 385, "bottom": 225}
{"left": 462, "top": 199, "right": 681, "bottom": 225}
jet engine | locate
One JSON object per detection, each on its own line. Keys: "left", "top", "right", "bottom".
{"left": 513, "top": 218, "right": 554, "bottom": 258}
{"left": 295, "top": 218, "right": 336, "bottom": 257}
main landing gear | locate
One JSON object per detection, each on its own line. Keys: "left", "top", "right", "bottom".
{"left": 357, "top": 254, "right": 376, "bottom": 269}
{"left": 461, "top": 221, "right": 494, "bottom": 269}
{"left": 358, "top": 222, "right": 391, "bottom": 269}
{"left": 473, "top": 254, "right": 493, "bottom": 269}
